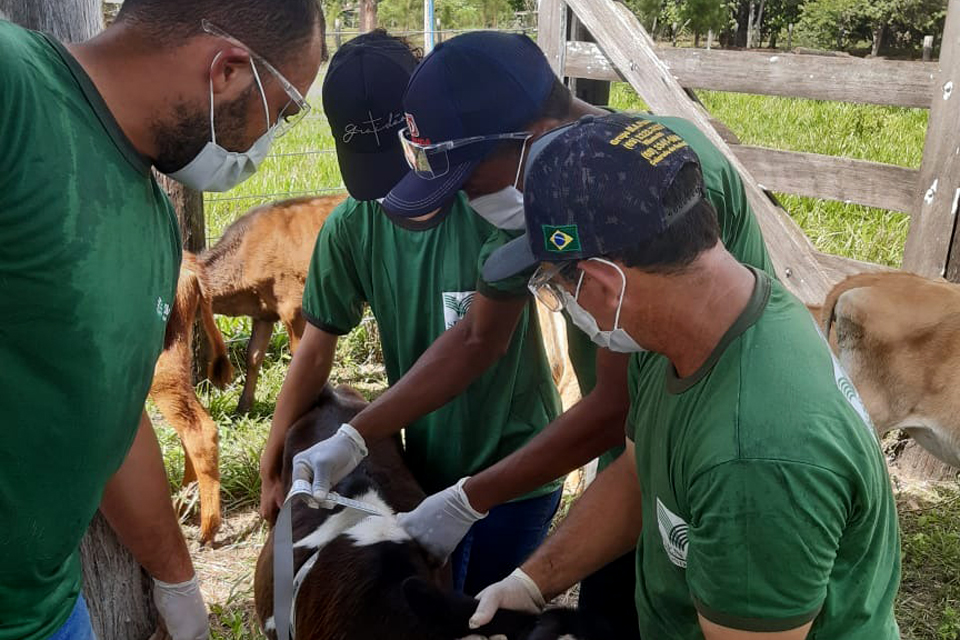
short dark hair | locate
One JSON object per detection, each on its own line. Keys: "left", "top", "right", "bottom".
{"left": 116, "top": 0, "right": 324, "bottom": 67}
{"left": 351, "top": 28, "right": 424, "bottom": 61}
{"left": 606, "top": 163, "right": 720, "bottom": 274}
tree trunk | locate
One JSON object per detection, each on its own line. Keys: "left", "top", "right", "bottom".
{"left": 892, "top": 439, "right": 958, "bottom": 482}
{"left": 871, "top": 22, "right": 885, "bottom": 57}
{"left": 80, "top": 514, "right": 160, "bottom": 640}
{"left": 694, "top": 30, "right": 700, "bottom": 47}
{"left": 155, "top": 173, "right": 208, "bottom": 382}
{"left": 359, "top": 0, "right": 378, "bottom": 32}
{"left": 0, "top": 0, "right": 101, "bottom": 41}
{"left": 2, "top": 3, "right": 160, "bottom": 638}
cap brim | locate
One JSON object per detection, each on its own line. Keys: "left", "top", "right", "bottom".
{"left": 382, "top": 159, "right": 480, "bottom": 218}
{"left": 336, "top": 139, "right": 411, "bottom": 201}
{"left": 481, "top": 233, "right": 538, "bottom": 282}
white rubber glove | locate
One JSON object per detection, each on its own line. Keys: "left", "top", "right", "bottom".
{"left": 291, "top": 423, "right": 368, "bottom": 503}
{"left": 153, "top": 575, "right": 209, "bottom": 640}
{"left": 469, "top": 568, "right": 546, "bottom": 630}
{"left": 397, "top": 477, "right": 486, "bottom": 561}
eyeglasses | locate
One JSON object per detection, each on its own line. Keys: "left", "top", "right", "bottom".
{"left": 528, "top": 262, "right": 582, "bottom": 312}
{"left": 201, "top": 19, "right": 311, "bottom": 137}
{"left": 398, "top": 128, "right": 531, "bottom": 180}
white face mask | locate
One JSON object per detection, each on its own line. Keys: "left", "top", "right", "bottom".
{"left": 167, "top": 54, "right": 277, "bottom": 192}
{"left": 563, "top": 258, "right": 646, "bottom": 353}
{"left": 467, "top": 135, "right": 531, "bottom": 231}
{"left": 468, "top": 187, "right": 525, "bottom": 230}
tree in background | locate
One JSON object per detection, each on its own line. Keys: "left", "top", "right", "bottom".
{"left": 681, "top": 0, "right": 729, "bottom": 45}
{"left": 795, "top": 0, "right": 945, "bottom": 53}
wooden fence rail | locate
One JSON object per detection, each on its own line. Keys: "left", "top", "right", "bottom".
{"left": 565, "top": 41, "right": 939, "bottom": 109}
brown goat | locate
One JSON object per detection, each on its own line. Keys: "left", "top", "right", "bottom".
{"left": 152, "top": 193, "right": 579, "bottom": 543}
{"left": 149, "top": 253, "right": 233, "bottom": 544}
{"left": 821, "top": 271, "right": 960, "bottom": 469}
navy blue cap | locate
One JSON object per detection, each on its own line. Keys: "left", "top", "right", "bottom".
{"left": 482, "top": 113, "right": 705, "bottom": 282}
{"left": 383, "top": 31, "right": 556, "bottom": 217}
{"left": 322, "top": 33, "right": 419, "bottom": 201}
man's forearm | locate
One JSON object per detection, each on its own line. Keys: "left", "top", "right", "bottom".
{"left": 100, "top": 413, "right": 193, "bottom": 583}
{"left": 464, "top": 390, "right": 628, "bottom": 512}
{"left": 522, "top": 449, "right": 643, "bottom": 599}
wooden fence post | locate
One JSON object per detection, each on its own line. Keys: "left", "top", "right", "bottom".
{"left": 902, "top": 0, "right": 960, "bottom": 279}
{"left": 787, "top": 23, "right": 793, "bottom": 50}
{"left": 359, "top": 0, "right": 377, "bottom": 33}
{"left": 707, "top": 29, "right": 714, "bottom": 50}
{"left": 537, "top": 0, "right": 568, "bottom": 77}
{"left": 897, "top": 0, "right": 960, "bottom": 481}
{"left": 923, "top": 34, "right": 934, "bottom": 61}
{"left": 334, "top": 18, "right": 342, "bottom": 49}
{"left": 746, "top": 1, "right": 754, "bottom": 48}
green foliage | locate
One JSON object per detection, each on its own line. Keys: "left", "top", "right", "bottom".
{"left": 795, "top": 0, "right": 946, "bottom": 52}
{"left": 681, "top": 0, "right": 729, "bottom": 37}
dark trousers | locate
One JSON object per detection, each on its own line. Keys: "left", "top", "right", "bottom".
{"left": 451, "top": 487, "right": 563, "bottom": 596}
{"left": 578, "top": 550, "right": 642, "bottom": 640}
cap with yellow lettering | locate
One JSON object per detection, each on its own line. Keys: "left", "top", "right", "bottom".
{"left": 482, "top": 112, "right": 705, "bottom": 282}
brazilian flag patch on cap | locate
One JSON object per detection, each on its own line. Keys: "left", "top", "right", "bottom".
{"left": 542, "top": 225, "right": 581, "bottom": 253}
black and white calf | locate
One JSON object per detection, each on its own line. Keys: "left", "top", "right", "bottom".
{"left": 254, "top": 384, "right": 609, "bottom": 640}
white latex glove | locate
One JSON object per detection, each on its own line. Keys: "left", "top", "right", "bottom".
{"left": 469, "top": 568, "right": 546, "bottom": 630}
{"left": 153, "top": 575, "right": 209, "bottom": 640}
{"left": 291, "top": 423, "right": 368, "bottom": 503}
{"left": 397, "top": 477, "right": 486, "bottom": 560}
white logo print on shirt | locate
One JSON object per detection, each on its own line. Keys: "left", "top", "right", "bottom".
{"left": 442, "top": 291, "right": 475, "bottom": 330}
{"left": 156, "top": 296, "right": 171, "bottom": 322}
{"left": 657, "top": 498, "right": 689, "bottom": 569}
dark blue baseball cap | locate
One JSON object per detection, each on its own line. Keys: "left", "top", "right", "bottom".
{"left": 322, "top": 32, "right": 419, "bottom": 201}
{"left": 482, "top": 113, "right": 706, "bottom": 281}
{"left": 383, "top": 31, "right": 556, "bottom": 217}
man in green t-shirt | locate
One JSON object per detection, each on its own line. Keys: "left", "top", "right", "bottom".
{"left": 0, "top": 2, "right": 324, "bottom": 638}
{"left": 288, "top": 30, "right": 771, "bottom": 636}
{"left": 259, "top": 31, "right": 562, "bottom": 595}
{"left": 467, "top": 114, "right": 900, "bottom": 639}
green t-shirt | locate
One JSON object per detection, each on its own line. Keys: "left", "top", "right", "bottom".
{"left": 0, "top": 22, "right": 181, "bottom": 640}
{"left": 627, "top": 269, "right": 900, "bottom": 639}
{"left": 302, "top": 195, "right": 562, "bottom": 497}
{"left": 565, "top": 113, "right": 775, "bottom": 468}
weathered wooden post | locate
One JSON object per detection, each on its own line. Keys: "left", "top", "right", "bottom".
{"left": 334, "top": 18, "right": 342, "bottom": 49}
{"left": 923, "top": 34, "right": 934, "bottom": 61}
{"left": 359, "top": 0, "right": 378, "bottom": 32}
{"left": 787, "top": 22, "right": 794, "bottom": 50}
{"left": 899, "top": 0, "right": 960, "bottom": 481}
{"left": 0, "top": 2, "right": 161, "bottom": 638}
{"left": 707, "top": 29, "right": 714, "bottom": 50}
{"left": 568, "top": 13, "right": 611, "bottom": 106}
{"left": 746, "top": 1, "right": 754, "bottom": 48}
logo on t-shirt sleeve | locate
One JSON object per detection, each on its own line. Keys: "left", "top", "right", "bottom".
{"left": 657, "top": 497, "right": 689, "bottom": 569}
{"left": 442, "top": 291, "right": 475, "bottom": 330}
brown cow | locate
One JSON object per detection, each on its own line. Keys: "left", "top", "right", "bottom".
{"left": 821, "top": 271, "right": 960, "bottom": 468}
{"left": 149, "top": 195, "right": 342, "bottom": 543}
{"left": 253, "top": 384, "right": 609, "bottom": 640}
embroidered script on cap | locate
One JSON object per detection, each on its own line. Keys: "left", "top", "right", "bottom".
{"left": 543, "top": 224, "right": 581, "bottom": 253}
{"left": 609, "top": 119, "right": 690, "bottom": 167}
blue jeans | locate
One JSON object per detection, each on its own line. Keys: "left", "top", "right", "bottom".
{"left": 50, "top": 594, "right": 98, "bottom": 640}
{"left": 452, "top": 487, "right": 562, "bottom": 595}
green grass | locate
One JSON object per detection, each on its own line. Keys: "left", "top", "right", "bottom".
{"left": 153, "top": 84, "right": 944, "bottom": 639}
{"left": 609, "top": 84, "right": 927, "bottom": 267}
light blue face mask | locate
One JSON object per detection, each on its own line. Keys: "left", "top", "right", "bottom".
{"left": 563, "top": 258, "right": 646, "bottom": 354}
{"left": 166, "top": 53, "right": 277, "bottom": 192}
